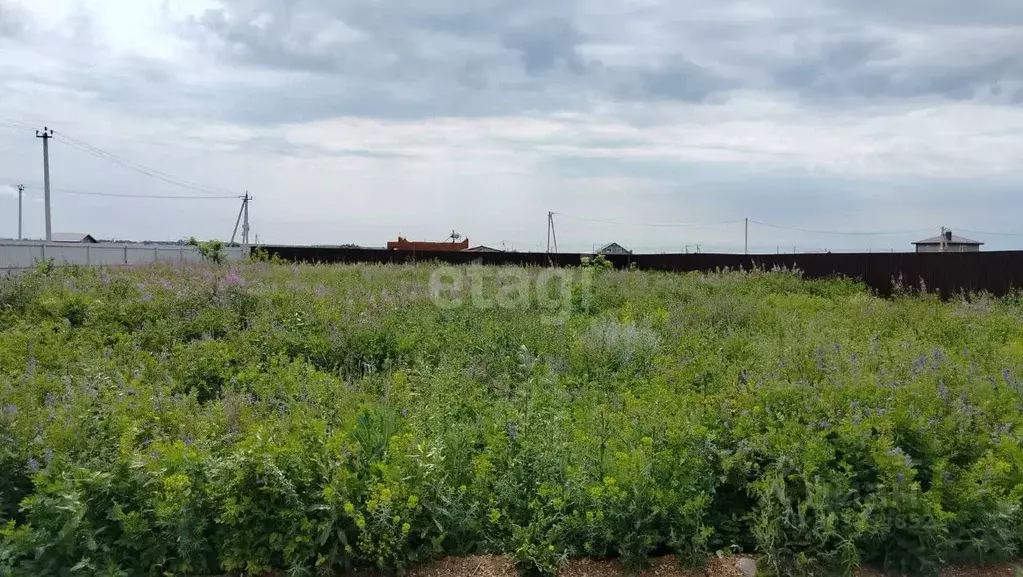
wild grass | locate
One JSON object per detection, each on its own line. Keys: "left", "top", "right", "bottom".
{"left": 2, "top": 261, "right": 1023, "bottom": 576}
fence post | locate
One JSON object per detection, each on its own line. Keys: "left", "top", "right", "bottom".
{"left": 86, "top": 243, "right": 91, "bottom": 267}
{"left": 124, "top": 244, "right": 128, "bottom": 266}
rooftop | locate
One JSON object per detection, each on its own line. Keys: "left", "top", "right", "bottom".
{"left": 51, "top": 233, "right": 97, "bottom": 243}
{"left": 912, "top": 233, "right": 983, "bottom": 246}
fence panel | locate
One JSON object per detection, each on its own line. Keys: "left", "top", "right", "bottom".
{"left": 258, "top": 245, "right": 1023, "bottom": 298}
{"left": 0, "top": 241, "right": 249, "bottom": 271}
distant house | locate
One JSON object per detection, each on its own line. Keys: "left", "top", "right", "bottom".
{"left": 52, "top": 233, "right": 97, "bottom": 243}
{"left": 912, "top": 230, "right": 983, "bottom": 253}
{"left": 463, "top": 245, "right": 502, "bottom": 253}
{"left": 596, "top": 242, "right": 632, "bottom": 255}
{"left": 386, "top": 236, "right": 469, "bottom": 252}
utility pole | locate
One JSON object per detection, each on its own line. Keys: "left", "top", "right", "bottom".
{"left": 744, "top": 217, "right": 748, "bottom": 255}
{"left": 35, "top": 127, "right": 53, "bottom": 241}
{"left": 230, "top": 193, "right": 252, "bottom": 247}
{"left": 546, "top": 211, "right": 559, "bottom": 261}
{"left": 17, "top": 184, "right": 24, "bottom": 240}
{"left": 231, "top": 196, "right": 244, "bottom": 246}
{"left": 546, "top": 212, "right": 552, "bottom": 255}
{"left": 242, "top": 192, "right": 250, "bottom": 247}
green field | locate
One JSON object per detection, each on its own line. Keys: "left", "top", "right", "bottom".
{"left": 3, "top": 260, "right": 1023, "bottom": 576}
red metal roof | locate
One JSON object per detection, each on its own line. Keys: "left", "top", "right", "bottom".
{"left": 386, "top": 237, "right": 470, "bottom": 251}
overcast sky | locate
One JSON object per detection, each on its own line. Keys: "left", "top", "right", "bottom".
{"left": 1, "top": 0, "right": 1022, "bottom": 253}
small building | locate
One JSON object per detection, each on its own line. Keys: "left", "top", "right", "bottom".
{"left": 912, "top": 230, "right": 983, "bottom": 253}
{"left": 386, "top": 236, "right": 470, "bottom": 252}
{"left": 462, "top": 245, "right": 503, "bottom": 253}
{"left": 596, "top": 242, "right": 632, "bottom": 255}
{"left": 52, "top": 232, "right": 98, "bottom": 243}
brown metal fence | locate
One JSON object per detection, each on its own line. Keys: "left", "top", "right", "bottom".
{"left": 260, "top": 245, "right": 1023, "bottom": 298}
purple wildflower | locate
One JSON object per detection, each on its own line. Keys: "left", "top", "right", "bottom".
{"left": 2, "top": 404, "right": 16, "bottom": 416}
{"left": 43, "top": 448, "right": 54, "bottom": 465}
{"left": 1002, "top": 369, "right": 1014, "bottom": 388}
{"left": 507, "top": 423, "right": 518, "bottom": 441}
{"left": 26, "top": 458, "right": 39, "bottom": 473}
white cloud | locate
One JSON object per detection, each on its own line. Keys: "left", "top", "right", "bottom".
{"left": 0, "top": 185, "right": 18, "bottom": 199}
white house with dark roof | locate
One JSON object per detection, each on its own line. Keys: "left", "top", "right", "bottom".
{"left": 912, "top": 230, "right": 983, "bottom": 253}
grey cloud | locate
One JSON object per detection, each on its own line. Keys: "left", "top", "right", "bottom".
{"left": 0, "top": 1, "right": 30, "bottom": 39}
{"left": 500, "top": 19, "right": 586, "bottom": 75}
{"left": 172, "top": 0, "right": 740, "bottom": 121}
{"left": 755, "top": 24, "right": 1023, "bottom": 104}
{"left": 639, "top": 59, "right": 731, "bottom": 102}
{"left": 829, "top": 0, "right": 1023, "bottom": 26}
{"left": 6, "top": 0, "right": 1023, "bottom": 131}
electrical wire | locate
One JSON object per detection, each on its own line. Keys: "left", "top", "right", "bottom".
{"left": 20, "top": 184, "right": 239, "bottom": 200}
{"left": 554, "top": 212, "right": 930, "bottom": 236}
{"left": 553, "top": 212, "right": 744, "bottom": 228}
{"left": 52, "top": 131, "right": 237, "bottom": 197}
{"left": 954, "top": 228, "right": 1023, "bottom": 238}
{"left": 748, "top": 220, "right": 933, "bottom": 236}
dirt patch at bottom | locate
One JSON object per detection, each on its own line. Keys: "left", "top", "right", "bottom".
{"left": 557, "top": 555, "right": 743, "bottom": 577}
{"left": 402, "top": 555, "right": 745, "bottom": 577}
{"left": 405, "top": 555, "right": 519, "bottom": 577}
{"left": 393, "top": 555, "right": 1022, "bottom": 577}
{"left": 854, "top": 560, "right": 1021, "bottom": 577}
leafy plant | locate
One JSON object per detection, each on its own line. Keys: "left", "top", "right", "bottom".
{"left": 188, "top": 237, "right": 227, "bottom": 264}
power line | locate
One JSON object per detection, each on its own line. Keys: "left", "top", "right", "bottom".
{"left": 51, "top": 131, "right": 236, "bottom": 197}
{"left": 20, "top": 184, "right": 238, "bottom": 200}
{"left": 552, "top": 212, "right": 743, "bottom": 228}
{"left": 955, "top": 228, "right": 1023, "bottom": 238}
{"left": 0, "top": 118, "right": 35, "bottom": 130}
{"left": 749, "top": 220, "right": 933, "bottom": 236}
